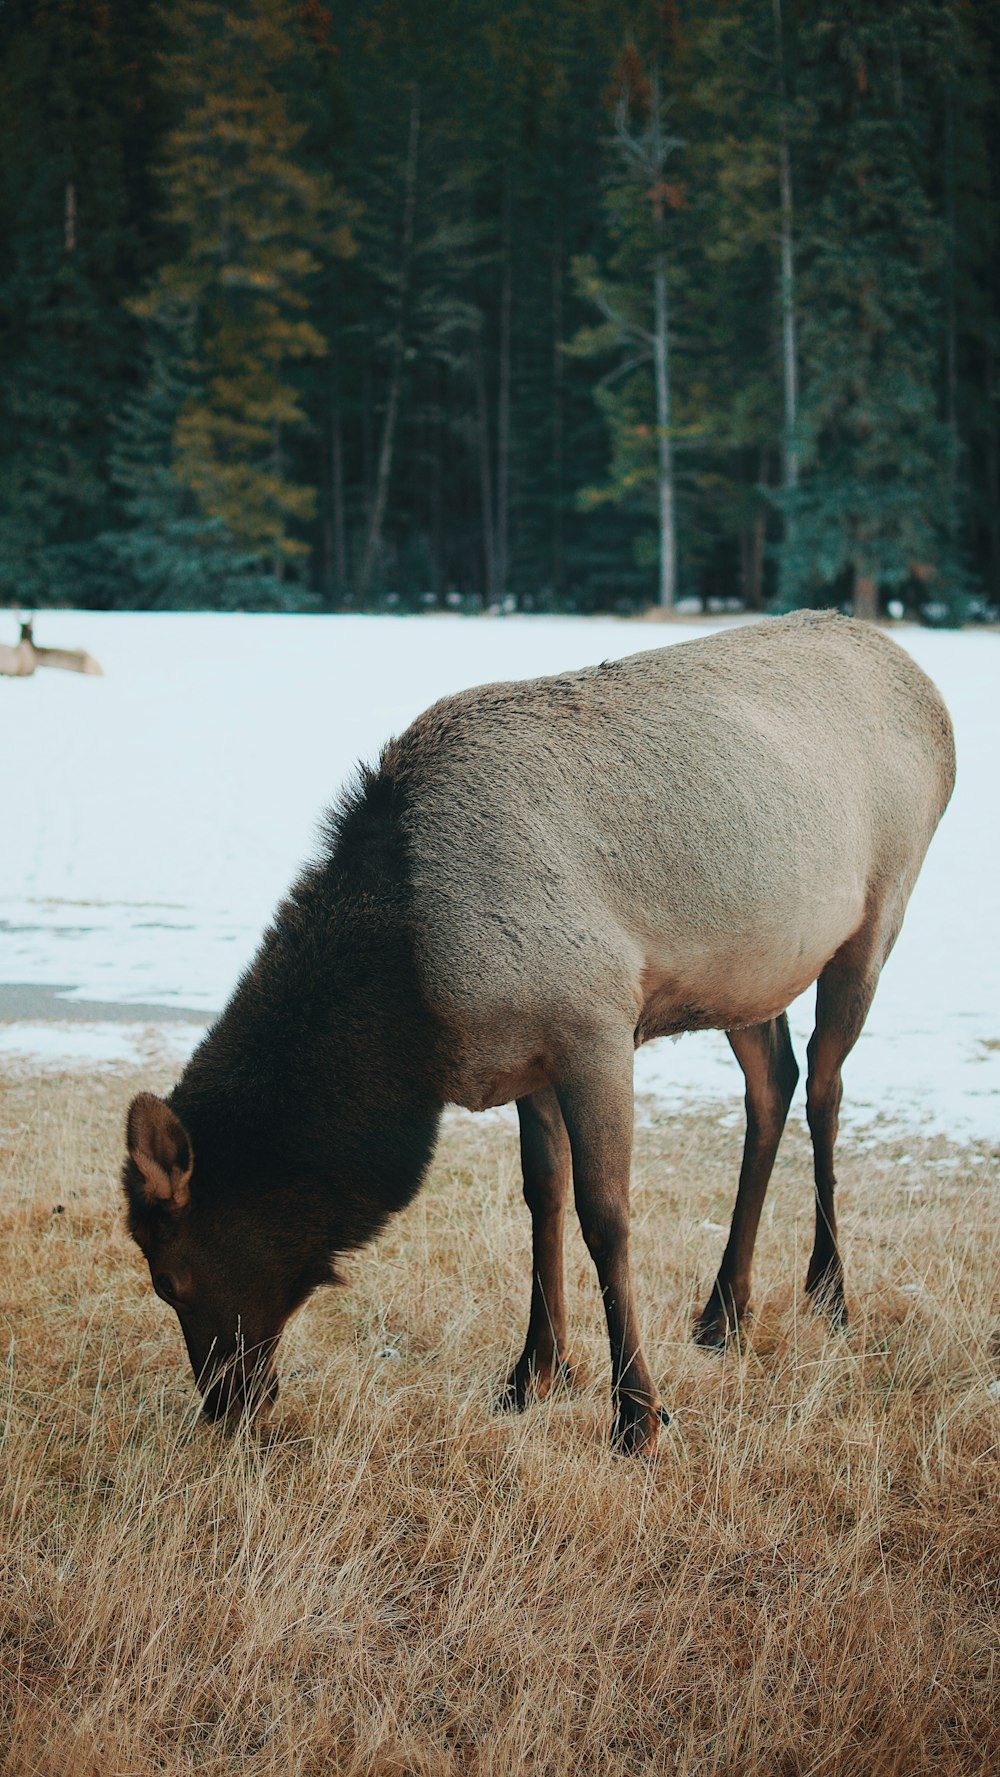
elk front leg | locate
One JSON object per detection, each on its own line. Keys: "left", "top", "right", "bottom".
{"left": 498, "top": 1088, "right": 575, "bottom": 1411}
{"left": 556, "top": 1043, "right": 666, "bottom": 1455}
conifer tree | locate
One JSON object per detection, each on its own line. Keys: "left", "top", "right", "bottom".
{"left": 927, "top": 0, "right": 999, "bottom": 618}
{"left": 0, "top": 0, "right": 156, "bottom": 606}
{"left": 0, "top": 0, "right": 996, "bottom": 617}
{"left": 778, "top": 3, "right": 964, "bottom": 621}
{"left": 463, "top": 0, "right": 632, "bottom": 612}
{"left": 568, "top": 53, "right": 685, "bottom": 608}
{"left": 138, "top": 0, "right": 349, "bottom": 589}
{"left": 331, "top": 0, "right": 491, "bottom": 605}
{"left": 101, "top": 318, "right": 260, "bottom": 607}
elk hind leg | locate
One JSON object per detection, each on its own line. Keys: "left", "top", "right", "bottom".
{"left": 805, "top": 948, "right": 882, "bottom": 1328}
{"left": 695, "top": 1014, "right": 799, "bottom": 1349}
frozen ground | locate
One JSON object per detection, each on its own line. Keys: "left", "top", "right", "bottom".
{"left": 1, "top": 610, "right": 997, "bottom": 1143}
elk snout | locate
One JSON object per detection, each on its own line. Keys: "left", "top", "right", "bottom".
{"left": 199, "top": 1350, "right": 279, "bottom": 1427}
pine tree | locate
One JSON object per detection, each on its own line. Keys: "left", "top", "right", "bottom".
{"left": 568, "top": 51, "right": 686, "bottom": 608}
{"left": 0, "top": 0, "right": 995, "bottom": 616}
{"left": 137, "top": 0, "right": 348, "bottom": 589}
{"left": 321, "top": 0, "right": 511, "bottom": 606}
{"left": 0, "top": 0, "right": 157, "bottom": 606}
{"left": 101, "top": 318, "right": 261, "bottom": 607}
{"left": 931, "top": 0, "right": 1000, "bottom": 617}
{"left": 682, "top": 0, "right": 788, "bottom": 609}
{"left": 464, "top": 0, "right": 630, "bottom": 613}
{"left": 777, "top": 3, "right": 965, "bottom": 621}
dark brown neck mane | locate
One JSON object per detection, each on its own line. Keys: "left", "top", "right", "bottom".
{"left": 168, "top": 766, "right": 444, "bottom": 1253}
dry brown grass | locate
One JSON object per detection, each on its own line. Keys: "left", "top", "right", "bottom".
{"left": 1, "top": 1066, "right": 998, "bottom": 1777}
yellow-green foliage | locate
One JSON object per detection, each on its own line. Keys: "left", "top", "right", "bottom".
{"left": 1, "top": 1069, "right": 998, "bottom": 1775}
{"left": 138, "top": 0, "right": 353, "bottom": 563}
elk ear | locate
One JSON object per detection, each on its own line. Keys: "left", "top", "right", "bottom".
{"left": 126, "top": 1093, "right": 193, "bottom": 1212}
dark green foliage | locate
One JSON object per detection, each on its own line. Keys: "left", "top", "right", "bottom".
{"left": 567, "top": 56, "right": 685, "bottom": 608}
{"left": 0, "top": 0, "right": 995, "bottom": 619}
{"left": 0, "top": 0, "right": 159, "bottom": 607}
{"left": 136, "top": 0, "right": 348, "bottom": 592}
{"left": 774, "top": 2, "right": 967, "bottom": 621}
{"left": 100, "top": 320, "right": 276, "bottom": 609}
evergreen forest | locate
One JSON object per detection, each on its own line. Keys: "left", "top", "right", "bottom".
{"left": 1, "top": 0, "right": 997, "bottom": 621}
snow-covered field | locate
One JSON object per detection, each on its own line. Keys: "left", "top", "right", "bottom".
{"left": 2, "top": 610, "right": 997, "bottom": 1142}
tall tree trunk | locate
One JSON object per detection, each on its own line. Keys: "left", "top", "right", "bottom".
{"left": 320, "top": 417, "right": 334, "bottom": 600}
{"left": 474, "top": 334, "right": 496, "bottom": 606}
{"left": 854, "top": 563, "right": 879, "bottom": 622}
{"left": 648, "top": 75, "right": 677, "bottom": 609}
{"left": 985, "top": 342, "right": 1000, "bottom": 598}
{"left": 495, "top": 177, "right": 512, "bottom": 606}
{"left": 610, "top": 66, "right": 681, "bottom": 608}
{"left": 739, "top": 529, "right": 751, "bottom": 608}
{"left": 331, "top": 404, "right": 347, "bottom": 600}
{"left": 944, "top": 90, "right": 958, "bottom": 464}
{"left": 551, "top": 237, "right": 564, "bottom": 608}
{"left": 749, "top": 506, "right": 767, "bottom": 611}
{"left": 361, "top": 359, "right": 373, "bottom": 521}
{"left": 652, "top": 247, "right": 675, "bottom": 609}
{"left": 742, "top": 448, "right": 769, "bottom": 610}
{"left": 430, "top": 364, "right": 444, "bottom": 603}
{"left": 321, "top": 330, "right": 347, "bottom": 604}
{"left": 272, "top": 419, "right": 285, "bottom": 585}
{"left": 357, "top": 86, "right": 420, "bottom": 603}
{"left": 329, "top": 322, "right": 347, "bottom": 602}
{"left": 773, "top": 0, "right": 799, "bottom": 523}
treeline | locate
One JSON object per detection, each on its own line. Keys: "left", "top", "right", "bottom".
{"left": 0, "top": 0, "right": 997, "bottom": 620}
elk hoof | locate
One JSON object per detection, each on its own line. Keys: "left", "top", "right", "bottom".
{"left": 496, "top": 1366, "right": 532, "bottom": 1414}
{"left": 611, "top": 1399, "right": 669, "bottom": 1456}
{"left": 806, "top": 1273, "right": 848, "bottom": 1329}
{"left": 495, "top": 1354, "right": 579, "bottom": 1415}
{"left": 693, "top": 1290, "right": 747, "bottom": 1350}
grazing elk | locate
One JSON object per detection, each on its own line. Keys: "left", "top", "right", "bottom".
{"left": 124, "top": 612, "right": 955, "bottom": 1453}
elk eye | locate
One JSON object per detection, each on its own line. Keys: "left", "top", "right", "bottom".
{"left": 153, "top": 1272, "right": 180, "bottom": 1305}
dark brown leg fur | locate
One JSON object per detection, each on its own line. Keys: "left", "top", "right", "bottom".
{"left": 498, "top": 1089, "right": 576, "bottom": 1411}
{"left": 803, "top": 946, "right": 882, "bottom": 1328}
{"left": 695, "top": 1015, "right": 799, "bottom": 1348}
{"left": 556, "top": 1041, "right": 666, "bottom": 1455}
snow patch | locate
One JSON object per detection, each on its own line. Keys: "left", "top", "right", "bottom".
{"left": 0, "top": 1020, "right": 206, "bottom": 1071}
{"left": 2, "top": 612, "right": 998, "bottom": 1142}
